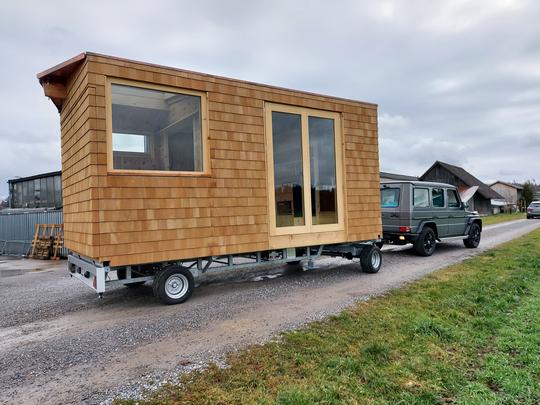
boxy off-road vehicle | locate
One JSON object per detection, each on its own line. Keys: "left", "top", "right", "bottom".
{"left": 380, "top": 181, "right": 482, "bottom": 256}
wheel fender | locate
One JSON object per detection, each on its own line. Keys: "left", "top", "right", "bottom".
{"left": 417, "top": 222, "right": 438, "bottom": 238}
{"left": 465, "top": 218, "right": 482, "bottom": 234}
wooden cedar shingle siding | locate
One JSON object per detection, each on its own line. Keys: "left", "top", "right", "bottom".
{"left": 39, "top": 53, "right": 381, "bottom": 267}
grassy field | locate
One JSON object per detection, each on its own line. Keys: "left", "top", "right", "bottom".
{"left": 119, "top": 230, "right": 540, "bottom": 404}
{"left": 482, "top": 212, "right": 526, "bottom": 226}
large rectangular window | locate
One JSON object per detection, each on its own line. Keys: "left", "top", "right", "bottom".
{"left": 272, "top": 112, "right": 305, "bottom": 227}
{"left": 266, "top": 103, "right": 344, "bottom": 235}
{"left": 309, "top": 117, "right": 338, "bottom": 225}
{"left": 109, "top": 81, "right": 207, "bottom": 173}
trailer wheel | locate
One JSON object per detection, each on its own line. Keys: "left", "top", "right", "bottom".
{"left": 360, "top": 245, "right": 382, "bottom": 274}
{"left": 153, "top": 266, "right": 194, "bottom": 305}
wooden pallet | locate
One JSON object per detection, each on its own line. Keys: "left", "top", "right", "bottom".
{"left": 31, "top": 224, "right": 64, "bottom": 260}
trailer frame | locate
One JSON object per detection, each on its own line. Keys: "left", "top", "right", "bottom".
{"left": 68, "top": 240, "right": 382, "bottom": 303}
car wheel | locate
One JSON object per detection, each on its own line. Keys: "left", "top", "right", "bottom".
{"left": 527, "top": 215, "right": 532, "bottom": 219}
{"left": 414, "top": 227, "right": 436, "bottom": 256}
{"left": 360, "top": 245, "right": 382, "bottom": 273}
{"left": 153, "top": 266, "right": 194, "bottom": 305}
{"left": 463, "top": 223, "right": 481, "bottom": 248}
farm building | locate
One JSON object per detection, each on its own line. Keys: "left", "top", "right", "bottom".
{"left": 489, "top": 181, "right": 524, "bottom": 210}
{"left": 420, "top": 161, "right": 502, "bottom": 215}
{"left": 37, "top": 52, "right": 382, "bottom": 269}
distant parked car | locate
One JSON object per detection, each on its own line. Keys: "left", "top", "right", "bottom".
{"left": 527, "top": 201, "right": 540, "bottom": 219}
{"left": 380, "top": 181, "right": 483, "bottom": 256}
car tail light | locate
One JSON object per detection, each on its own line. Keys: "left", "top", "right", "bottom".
{"left": 399, "top": 226, "right": 411, "bottom": 233}
{"left": 528, "top": 208, "right": 533, "bottom": 212}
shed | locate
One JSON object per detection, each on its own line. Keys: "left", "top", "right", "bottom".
{"left": 420, "top": 161, "right": 502, "bottom": 215}
{"left": 37, "top": 53, "right": 381, "bottom": 268}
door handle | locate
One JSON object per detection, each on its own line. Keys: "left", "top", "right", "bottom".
{"left": 448, "top": 215, "right": 454, "bottom": 218}
{"left": 390, "top": 214, "right": 399, "bottom": 218}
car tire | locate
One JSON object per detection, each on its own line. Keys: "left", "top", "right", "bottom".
{"left": 360, "top": 245, "right": 382, "bottom": 273}
{"left": 527, "top": 215, "right": 532, "bottom": 219}
{"left": 463, "top": 223, "right": 481, "bottom": 248}
{"left": 286, "top": 260, "right": 301, "bottom": 266}
{"left": 414, "top": 227, "right": 436, "bottom": 256}
{"left": 153, "top": 266, "right": 194, "bottom": 305}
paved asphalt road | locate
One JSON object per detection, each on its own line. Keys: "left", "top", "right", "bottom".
{"left": 0, "top": 219, "right": 539, "bottom": 404}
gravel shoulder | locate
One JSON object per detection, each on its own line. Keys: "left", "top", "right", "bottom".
{"left": 0, "top": 219, "right": 539, "bottom": 404}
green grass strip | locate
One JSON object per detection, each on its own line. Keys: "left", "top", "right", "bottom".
{"left": 118, "top": 229, "right": 540, "bottom": 404}
{"left": 482, "top": 212, "right": 526, "bottom": 226}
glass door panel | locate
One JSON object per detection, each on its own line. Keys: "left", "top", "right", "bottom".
{"left": 272, "top": 111, "right": 305, "bottom": 227}
{"left": 308, "top": 116, "right": 338, "bottom": 225}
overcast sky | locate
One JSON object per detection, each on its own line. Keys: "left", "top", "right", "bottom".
{"left": 0, "top": 0, "right": 539, "bottom": 198}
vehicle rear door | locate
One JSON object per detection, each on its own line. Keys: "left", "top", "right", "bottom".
{"left": 380, "top": 184, "right": 405, "bottom": 233}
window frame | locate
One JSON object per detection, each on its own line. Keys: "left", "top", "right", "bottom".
{"left": 413, "top": 187, "right": 430, "bottom": 208}
{"left": 431, "top": 187, "right": 445, "bottom": 208}
{"left": 105, "top": 77, "right": 210, "bottom": 176}
{"left": 380, "top": 187, "right": 401, "bottom": 208}
{"left": 264, "top": 102, "right": 345, "bottom": 236}
{"left": 446, "top": 188, "right": 461, "bottom": 208}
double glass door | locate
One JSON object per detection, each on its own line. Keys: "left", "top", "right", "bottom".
{"left": 265, "top": 103, "right": 344, "bottom": 235}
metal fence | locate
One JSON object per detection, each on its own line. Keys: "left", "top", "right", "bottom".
{"left": 0, "top": 209, "right": 66, "bottom": 257}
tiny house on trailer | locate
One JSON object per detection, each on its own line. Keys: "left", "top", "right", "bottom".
{"left": 37, "top": 53, "right": 382, "bottom": 304}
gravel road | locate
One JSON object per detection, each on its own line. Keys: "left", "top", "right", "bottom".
{"left": 1, "top": 219, "right": 539, "bottom": 404}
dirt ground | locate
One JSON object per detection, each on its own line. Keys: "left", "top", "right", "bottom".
{"left": 1, "top": 219, "right": 539, "bottom": 404}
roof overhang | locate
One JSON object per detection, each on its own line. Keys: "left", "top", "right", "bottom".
{"left": 37, "top": 53, "right": 86, "bottom": 112}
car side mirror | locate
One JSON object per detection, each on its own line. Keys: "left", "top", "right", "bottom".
{"left": 461, "top": 202, "right": 469, "bottom": 210}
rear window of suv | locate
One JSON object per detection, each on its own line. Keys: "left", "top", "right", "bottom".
{"left": 413, "top": 188, "right": 430, "bottom": 207}
{"left": 381, "top": 188, "right": 400, "bottom": 208}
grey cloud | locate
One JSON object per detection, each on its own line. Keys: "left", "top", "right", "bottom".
{"left": 0, "top": 0, "right": 539, "bottom": 199}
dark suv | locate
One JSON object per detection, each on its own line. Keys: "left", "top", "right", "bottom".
{"left": 380, "top": 181, "right": 482, "bottom": 256}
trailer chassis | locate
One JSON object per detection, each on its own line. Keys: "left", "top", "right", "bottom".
{"left": 68, "top": 240, "right": 382, "bottom": 304}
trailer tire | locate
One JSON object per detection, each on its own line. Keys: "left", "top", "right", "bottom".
{"left": 153, "top": 266, "right": 194, "bottom": 305}
{"left": 360, "top": 245, "right": 382, "bottom": 274}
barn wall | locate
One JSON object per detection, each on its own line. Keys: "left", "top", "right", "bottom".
{"left": 59, "top": 54, "right": 381, "bottom": 267}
